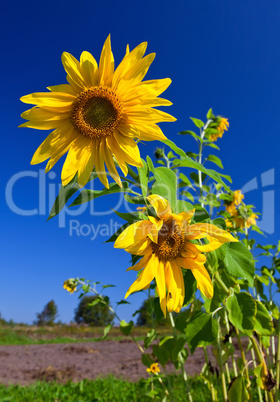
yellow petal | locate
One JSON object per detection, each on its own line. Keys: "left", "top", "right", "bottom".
{"left": 95, "top": 140, "right": 109, "bottom": 189}
{"left": 194, "top": 236, "right": 225, "bottom": 252}
{"left": 106, "top": 137, "right": 128, "bottom": 176}
{"left": 99, "top": 34, "right": 114, "bottom": 87}
{"left": 19, "top": 119, "right": 69, "bottom": 130}
{"left": 126, "top": 249, "right": 152, "bottom": 271}
{"left": 134, "top": 124, "right": 167, "bottom": 141}
{"left": 177, "top": 255, "right": 206, "bottom": 270}
{"left": 126, "top": 107, "right": 177, "bottom": 124}
{"left": 191, "top": 265, "right": 213, "bottom": 299}
{"left": 123, "top": 53, "right": 155, "bottom": 83}
{"left": 165, "top": 261, "right": 178, "bottom": 313}
{"left": 114, "top": 220, "right": 152, "bottom": 250}
{"left": 110, "top": 133, "right": 142, "bottom": 167}
{"left": 61, "top": 52, "right": 86, "bottom": 93}
{"left": 80, "top": 51, "right": 99, "bottom": 87}
{"left": 187, "top": 223, "right": 238, "bottom": 243}
{"left": 155, "top": 259, "right": 167, "bottom": 316}
{"left": 47, "top": 84, "right": 78, "bottom": 95}
{"left": 20, "top": 92, "right": 75, "bottom": 107}
{"left": 21, "top": 107, "right": 70, "bottom": 122}
{"left": 147, "top": 216, "right": 163, "bottom": 243}
{"left": 102, "top": 141, "right": 122, "bottom": 187}
{"left": 113, "top": 42, "right": 147, "bottom": 89}
{"left": 125, "top": 238, "right": 150, "bottom": 255}
{"left": 31, "top": 123, "right": 78, "bottom": 165}
{"left": 77, "top": 140, "right": 95, "bottom": 188}
{"left": 147, "top": 194, "right": 171, "bottom": 218}
{"left": 61, "top": 135, "right": 90, "bottom": 186}
{"left": 138, "top": 78, "right": 172, "bottom": 96}
{"left": 125, "top": 254, "right": 157, "bottom": 298}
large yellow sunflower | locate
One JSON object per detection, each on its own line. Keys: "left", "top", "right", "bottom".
{"left": 19, "top": 35, "right": 176, "bottom": 188}
{"left": 114, "top": 194, "right": 238, "bottom": 316}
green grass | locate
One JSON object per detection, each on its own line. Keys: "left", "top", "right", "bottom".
{"left": 0, "top": 325, "right": 172, "bottom": 346}
{"left": 0, "top": 375, "right": 223, "bottom": 401}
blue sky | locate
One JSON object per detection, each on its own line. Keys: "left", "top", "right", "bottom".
{"left": 1, "top": 0, "right": 279, "bottom": 324}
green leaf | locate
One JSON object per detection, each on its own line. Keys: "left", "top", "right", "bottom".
{"left": 152, "top": 167, "right": 177, "bottom": 210}
{"left": 185, "top": 311, "right": 218, "bottom": 354}
{"left": 223, "top": 242, "right": 255, "bottom": 286}
{"left": 137, "top": 159, "right": 149, "bottom": 198}
{"left": 175, "top": 200, "right": 193, "bottom": 214}
{"left": 146, "top": 155, "right": 155, "bottom": 174}
{"left": 190, "top": 117, "right": 204, "bottom": 128}
{"left": 152, "top": 344, "right": 169, "bottom": 367}
{"left": 182, "top": 270, "right": 196, "bottom": 306}
{"left": 113, "top": 210, "right": 141, "bottom": 224}
{"left": 161, "top": 139, "right": 186, "bottom": 157}
{"left": 226, "top": 291, "right": 257, "bottom": 336}
{"left": 48, "top": 176, "right": 80, "bottom": 220}
{"left": 178, "top": 130, "right": 201, "bottom": 141}
{"left": 141, "top": 353, "right": 154, "bottom": 368}
{"left": 173, "top": 157, "right": 230, "bottom": 191}
{"left": 120, "top": 319, "right": 134, "bottom": 336}
{"left": 70, "top": 182, "right": 130, "bottom": 207}
{"left": 254, "top": 301, "right": 273, "bottom": 336}
{"left": 116, "top": 300, "right": 130, "bottom": 305}
{"left": 103, "top": 324, "right": 113, "bottom": 339}
{"left": 181, "top": 191, "right": 194, "bottom": 203}
{"left": 206, "top": 108, "right": 215, "bottom": 120}
{"left": 144, "top": 329, "right": 157, "bottom": 349}
{"left": 124, "top": 194, "right": 146, "bottom": 205}
{"left": 206, "top": 154, "right": 224, "bottom": 169}
{"left": 206, "top": 142, "right": 220, "bottom": 150}
{"left": 228, "top": 375, "right": 250, "bottom": 402}
{"left": 193, "top": 206, "right": 210, "bottom": 223}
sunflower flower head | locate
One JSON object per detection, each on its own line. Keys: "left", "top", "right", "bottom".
{"left": 20, "top": 35, "right": 176, "bottom": 189}
{"left": 224, "top": 190, "right": 244, "bottom": 215}
{"left": 210, "top": 117, "right": 229, "bottom": 141}
{"left": 146, "top": 362, "right": 160, "bottom": 374}
{"left": 114, "top": 194, "right": 238, "bottom": 316}
{"left": 63, "top": 279, "right": 77, "bottom": 294}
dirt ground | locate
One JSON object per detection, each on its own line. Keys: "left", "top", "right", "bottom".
{"left": 0, "top": 339, "right": 249, "bottom": 386}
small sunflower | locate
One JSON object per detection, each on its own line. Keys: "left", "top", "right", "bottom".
{"left": 20, "top": 35, "right": 176, "bottom": 188}
{"left": 210, "top": 117, "right": 229, "bottom": 141}
{"left": 63, "top": 279, "right": 77, "bottom": 294}
{"left": 114, "top": 194, "right": 238, "bottom": 315}
{"left": 225, "top": 190, "right": 244, "bottom": 215}
{"left": 147, "top": 362, "right": 160, "bottom": 374}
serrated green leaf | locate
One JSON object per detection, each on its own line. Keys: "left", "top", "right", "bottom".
{"left": 254, "top": 301, "right": 273, "bottom": 336}
{"left": 185, "top": 311, "right": 218, "bottom": 353}
{"left": 228, "top": 375, "right": 250, "bottom": 402}
{"left": 137, "top": 159, "right": 149, "bottom": 198}
{"left": 182, "top": 269, "right": 196, "bottom": 306}
{"left": 120, "top": 319, "right": 134, "bottom": 336}
{"left": 152, "top": 167, "right": 177, "bottom": 210}
{"left": 113, "top": 209, "right": 141, "bottom": 224}
{"left": 223, "top": 242, "right": 255, "bottom": 286}
{"left": 124, "top": 194, "right": 146, "bottom": 205}
{"left": 226, "top": 291, "right": 257, "bottom": 336}
{"left": 181, "top": 190, "right": 194, "bottom": 203}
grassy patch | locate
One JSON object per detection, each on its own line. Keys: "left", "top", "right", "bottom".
{"left": 0, "top": 325, "right": 172, "bottom": 346}
{"left": 0, "top": 375, "right": 222, "bottom": 401}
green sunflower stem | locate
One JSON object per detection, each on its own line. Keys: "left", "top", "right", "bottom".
{"left": 127, "top": 165, "right": 140, "bottom": 182}
{"left": 203, "top": 347, "right": 217, "bottom": 401}
{"left": 197, "top": 119, "right": 212, "bottom": 207}
{"left": 224, "top": 310, "right": 238, "bottom": 377}
{"left": 217, "top": 317, "right": 228, "bottom": 402}
{"left": 276, "top": 322, "right": 280, "bottom": 402}
{"left": 251, "top": 346, "right": 264, "bottom": 402}
{"left": 169, "top": 312, "right": 193, "bottom": 402}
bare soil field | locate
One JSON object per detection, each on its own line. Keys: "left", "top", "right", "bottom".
{"left": 0, "top": 339, "right": 248, "bottom": 386}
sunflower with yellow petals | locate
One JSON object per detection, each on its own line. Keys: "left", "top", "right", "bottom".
{"left": 209, "top": 117, "right": 229, "bottom": 141}
{"left": 114, "top": 194, "right": 238, "bottom": 316}
{"left": 19, "top": 35, "right": 176, "bottom": 188}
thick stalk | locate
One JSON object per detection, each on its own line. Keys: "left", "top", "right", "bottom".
{"left": 224, "top": 311, "right": 238, "bottom": 377}
{"left": 276, "top": 323, "right": 280, "bottom": 401}
{"left": 251, "top": 346, "right": 263, "bottom": 401}
{"left": 169, "top": 312, "right": 193, "bottom": 402}
{"left": 197, "top": 119, "right": 212, "bottom": 207}
{"left": 217, "top": 318, "right": 228, "bottom": 401}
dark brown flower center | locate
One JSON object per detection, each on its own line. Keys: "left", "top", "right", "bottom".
{"left": 71, "top": 86, "right": 123, "bottom": 138}
{"left": 152, "top": 219, "right": 185, "bottom": 261}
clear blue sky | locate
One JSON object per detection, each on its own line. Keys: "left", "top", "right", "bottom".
{"left": 1, "top": 0, "right": 279, "bottom": 324}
